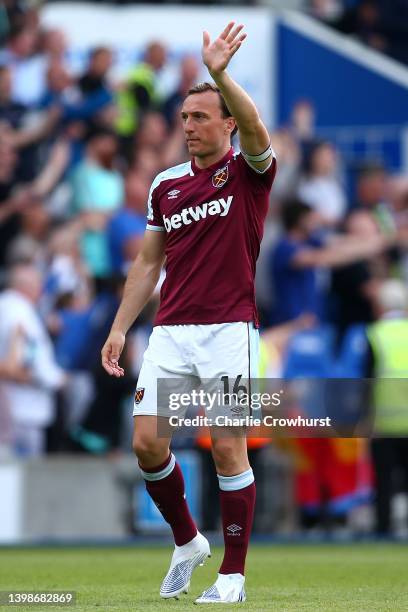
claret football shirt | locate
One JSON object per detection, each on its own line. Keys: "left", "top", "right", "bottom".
{"left": 146, "top": 147, "right": 276, "bottom": 327}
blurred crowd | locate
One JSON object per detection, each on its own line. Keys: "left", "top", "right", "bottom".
{"left": 307, "top": 0, "right": 408, "bottom": 65}
{"left": 1, "top": 0, "right": 408, "bottom": 537}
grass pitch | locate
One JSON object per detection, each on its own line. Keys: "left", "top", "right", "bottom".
{"left": 1, "top": 543, "right": 408, "bottom": 611}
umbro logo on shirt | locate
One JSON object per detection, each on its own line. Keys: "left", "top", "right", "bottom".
{"left": 167, "top": 189, "right": 180, "bottom": 199}
{"left": 162, "top": 196, "right": 233, "bottom": 232}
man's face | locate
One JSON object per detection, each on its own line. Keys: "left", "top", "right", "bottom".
{"left": 92, "top": 134, "right": 118, "bottom": 167}
{"left": 181, "top": 91, "right": 235, "bottom": 158}
{"left": 358, "top": 171, "right": 386, "bottom": 206}
{"left": 300, "top": 210, "right": 320, "bottom": 237}
{"left": 90, "top": 50, "right": 112, "bottom": 76}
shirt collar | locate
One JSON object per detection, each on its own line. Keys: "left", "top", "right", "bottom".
{"left": 191, "top": 147, "right": 234, "bottom": 174}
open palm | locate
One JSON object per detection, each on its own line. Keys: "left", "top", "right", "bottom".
{"left": 202, "top": 22, "right": 247, "bottom": 75}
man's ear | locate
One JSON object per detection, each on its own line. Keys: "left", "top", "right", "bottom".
{"left": 225, "top": 117, "right": 236, "bottom": 135}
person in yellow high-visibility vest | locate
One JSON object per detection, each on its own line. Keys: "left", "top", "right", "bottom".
{"left": 367, "top": 279, "right": 408, "bottom": 535}
{"left": 116, "top": 41, "right": 167, "bottom": 143}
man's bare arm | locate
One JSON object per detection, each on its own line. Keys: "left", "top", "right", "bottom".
{"left": 101, "top": 229, "right": 166, "bottom": 376}
{"left": 203, "top": 22, "right": 272, "bottom": 172}
{"left": 292, "top": 235, "right": 394, "bottom": 269}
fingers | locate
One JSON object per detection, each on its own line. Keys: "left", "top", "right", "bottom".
{"left": 110, "top": 346, "right": 121, "bottom": 363}
{"left": 110, "top": 362, "right": 125, "bottom": 377}
{"left": 101, "top": 343, "right": 125, "bottom": 377}
{"left": 203, "top": 30, "right": 210, "bottom": 48}
{"left": 226, "top": 24, "right": 244, "bottom": 44}
{"left": 102, "top": 356, "right": 125, "bottom": 377}
{"left": 230, "top": 35, "right": 247, "bottom": 57}
{"left": 220, "top": 22, "right": 235, "bottom": 40}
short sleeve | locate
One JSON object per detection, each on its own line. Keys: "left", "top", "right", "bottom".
{"left": 146, "top": 177, "right": 165, "bottom": 232}
{"left": 237, "top": 151, "right": 277, "bottom": 193}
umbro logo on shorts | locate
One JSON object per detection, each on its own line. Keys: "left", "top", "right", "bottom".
{"left": 162, "top": 196, "right": 233, "bottom": 232}
{"left": 226, "top": 524, "right": 242, "bottom": 536}
{"left": 134, "top": 388, "right": 145, "bottom": 404}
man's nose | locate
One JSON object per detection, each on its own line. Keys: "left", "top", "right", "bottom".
{"left": 184, "top": 117, "right": 194, "bottom": 132}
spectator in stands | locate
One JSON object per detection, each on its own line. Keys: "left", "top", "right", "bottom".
{"left": 130, "top": 145, "right": 161, "bottom": 183}
{"left": 0, "top": 327, "right": 32, "bottom": 457}
{"left": 309, "top": 0, "right": 344, "bottom": 22}
{"left": 367, "top": 279, "right": 408, "bottom": 535}
{"left": 377, "top": 0, "right": 408, "bottom": 65}
{"left": 388, "top": 175, "right": 408, "bottom": 217}
{"left": 0, "top": 123, "right": 25, "bottom": 267}
{"left": 331, "top": 210, "right": 382, "bottom": 337}
{"left": 298, "top": 139, "right": 347, "bottom": 225}
{"left": 269, "top": 199, "right": 397, "bottom": 324}
{"left": 78, "top": 46, "right": 113, "bottom": 97}
{"left": 0, "top": 263, "right": 65, "bottom": 457}
{"left": 39, "top": 28, "right": 68, "bottom": 65}
{"left": 269, "top": 128, "right": 300, "bottom": 200}
{"left": 163, "top": 54, "right": 200, "bottom": 127}
{"left": 388, "top": 176, "right": 408, "bottom": 285}
{"left": 108, "top": 172, "right": 149, "bottom": 275}
{"left": 136, "top": 110, "right": 168, "bottom": 152}
{"left": 355, "top": 162, "right": 393, "bottom": 233}
{"left": 132, "top": 111, "right": 186, "bottom": 178}
{"left": 0, "top": 24, "right": 47, "bottom": 106}
{"left": 0, "top": 65, "right": 26, "bottom": 128}
{"left": 310, "top": 0, "right": 408, "bottom": 65}
{"left": 70, "top": 128, "right": 124, "bottom": 282}
{"left": 133, "top": 110, "right": 186, "bottom": 171}
{"left": 290, "top": 99, "right": 316, "bottom": 147}
{"left": 39, "top": 59, "right": 77, "bottom": 109}
{"left": 45, "top": 222, "right": 91, "bottom": 313}
{"left": 6, "top": 197, "right": 50, "bottom": 269}
{"left": 116, "top": 41, "right": 167, "bottom": 145}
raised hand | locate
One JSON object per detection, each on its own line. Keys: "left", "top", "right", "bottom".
{"left": 202, "top": 22, "right": 247, "bottom": 76}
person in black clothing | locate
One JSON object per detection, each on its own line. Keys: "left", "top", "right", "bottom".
{"left": 78, "top": 46, "right": 113, "bottom": 97}
{"left": 331, "top": 210, "right": 380, "bottom": 339}
{"left": 0, "top": 65, "right": 26, "bottom": 129}
{"left": 0, "top": 122, "right": 23, "bottom": 270}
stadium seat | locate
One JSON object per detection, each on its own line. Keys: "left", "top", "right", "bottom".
{"left": 283, "top": 326, "right": 336, "bottom": 379}
{"left": 282, "top": 327, "right": 336, "bottom": 420}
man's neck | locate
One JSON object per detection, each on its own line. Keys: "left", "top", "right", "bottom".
{"left": 193, "top": 144, "right": 231, "bottom": 170}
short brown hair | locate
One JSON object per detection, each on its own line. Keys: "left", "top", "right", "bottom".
{"left": 186, "top": 82, "right": 238, "bottom": 137}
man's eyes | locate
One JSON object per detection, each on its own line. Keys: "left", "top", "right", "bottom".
{"left": 182, "top": 114, "right": 206, "bottom": 120}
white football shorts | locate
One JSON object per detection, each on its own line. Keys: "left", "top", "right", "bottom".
{"left": 133, "top": 322, "right": 259, "bottom": 418}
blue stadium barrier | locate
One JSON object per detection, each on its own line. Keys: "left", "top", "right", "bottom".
{"left": 334, "top": 324, "right": 369, "bottom": 378}
{"left": 277, "top": 13, "right": 408, "bottom": 173}
{"left": 283, "top": 326, "right": 336, "bottom": 379}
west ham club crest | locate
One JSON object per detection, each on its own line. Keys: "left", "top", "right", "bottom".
{"left": 212, "top": 165, "right": 229, "bottom": 188}
{"left": 134, "top": 388, "right": 145, "bottom": 404}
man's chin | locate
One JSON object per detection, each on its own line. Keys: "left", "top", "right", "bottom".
{"left": 187, "top": 144, "right": 201, "bottom": 155}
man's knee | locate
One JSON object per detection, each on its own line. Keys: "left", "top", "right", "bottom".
{"left": 211, "top": 438, "right": 249, "bottom": 475}
{"left": 132, "top": 431, "right": 168, "bottom": 467}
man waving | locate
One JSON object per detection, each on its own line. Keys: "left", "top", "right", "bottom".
{"left": 102, "top": 22, "right": 276, "bottom": 604}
